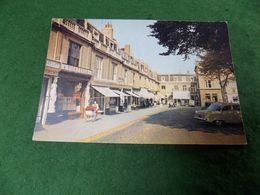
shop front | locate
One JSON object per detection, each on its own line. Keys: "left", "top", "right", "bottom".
{"left": 112, "top": 89, "right": 130, "bottom": 112}
{"left": 35, "top": 59, "right": 92, "bottom": 126}
{"left": 125, "top": 90, "right": 140, "bottom": 110}
{"left": 91, "top": 86, "right": 120, "bottom": 115}
{"left": 172, "top": 91, "right": 191, "bottom": 106}
{"left": 134, "top": 88, "right": 155, "bottom": 108}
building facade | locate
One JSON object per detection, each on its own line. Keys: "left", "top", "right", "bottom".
{"left": 195, "top": 64, "right": 239, "bottom": 107}
{"left": 36, "top": 19, "right": 160, "bottom": 125}
{"left": 157, "top": 74, "right": 199, "bottom": 106}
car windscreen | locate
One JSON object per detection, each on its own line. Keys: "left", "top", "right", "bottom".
{"left": 207, "top": 103, "right": 221, "bottom": 111}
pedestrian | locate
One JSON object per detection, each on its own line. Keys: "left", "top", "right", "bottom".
{"left": 92, "top": 101, "right": 99, "bottom": 121}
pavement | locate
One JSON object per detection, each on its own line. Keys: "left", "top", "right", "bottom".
{"left": 33, "top": 106, "right": 247, "bottom": 145}
{"left": 32, "top": 105, "right": 169, "bottom": 142}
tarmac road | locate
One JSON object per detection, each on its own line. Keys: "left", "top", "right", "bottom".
{"left": 95, "top": 107, "right": 247, "bottom": 145}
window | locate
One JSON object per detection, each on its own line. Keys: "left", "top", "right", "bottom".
{"left": 68, "top": 41, "right": 81, "bottom": 66}
{"left": 161, "top": 76, "right": 165, "bottom": 81}
{"left": 124, "top": 69, "right": 128, "bottom": 84}
{"left": 206, "top": 80, "right": 212, "bottom": 88}
{"left": 174, "top": 85, "right": 179, "bottom": 90}
{"left": 205, "top": 93, "right": 211, "bottom": 101}
{"left": 186, "top": 76, "right": 190, "bottom": 82}
{"left": 190, "top": 87, "right": 195, "bottom": 92}
{"left": 95, "top": 56, "right": 103, "bottom": 79}
{"left": 141, "top": 65, "right": 144, "bottom": 72}
{"left": 212, "top": 94, "right": 218, "bottom": 102}
{"left": 161, "top": 85, "right": 166, "bottom": 90}
{"left": 178, "top": 76, "right": 182, "bottom": 82}
{"left": 112, "top": 63, "right": 117, "bottom": 81}
{"left": 183, "top": 85, "right": 187, "bottom": 91}
{"left": 99, "top": 34, "right": 104, "bottom": 43}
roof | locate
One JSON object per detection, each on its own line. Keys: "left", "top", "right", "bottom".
{"left": 92, "top": 86, "right": 119, "bottom": 97}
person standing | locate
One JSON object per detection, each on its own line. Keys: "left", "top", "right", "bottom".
{"left": 92, "top": 101, "right": 99, "bottom": 121}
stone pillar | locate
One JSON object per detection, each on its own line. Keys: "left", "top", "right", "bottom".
{"left": 84, "top": 82, "right": 91, "bottom": 108}
{"left": 48, "top": 77, "right": 58, "bottom": 113}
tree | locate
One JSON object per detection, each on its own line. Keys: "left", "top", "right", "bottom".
{"left": 148, "top": 21, "right": 230, "bottom": 59}
{"left": 149, "top": 21, "right": 234, "bottom": 103}
{"left": 196, "top": 49, "right": 234, "bottom": 102}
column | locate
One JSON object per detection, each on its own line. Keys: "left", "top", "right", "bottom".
{"left": 48, "top": 77, "right": 58, "bottom": 113}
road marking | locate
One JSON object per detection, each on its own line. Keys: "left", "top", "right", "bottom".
{"left": 79, "top": 115, "right": 149, "bottom": 142}
{"left": 79, "top": 107, "right": 168, "bottom": 143}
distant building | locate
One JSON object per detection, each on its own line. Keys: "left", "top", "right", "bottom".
{"left": 195, "top": 63, "right": 239, "bottom": 107}
{"left": 157, "top": 74, "right": 199, "bottom": 106}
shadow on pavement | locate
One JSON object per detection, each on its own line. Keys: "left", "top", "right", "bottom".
{"left": 144, "top": 107, "right": 245, "bottom": 135}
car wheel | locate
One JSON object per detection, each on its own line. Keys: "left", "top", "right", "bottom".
{"left": 215, "top": 120, "right": 224, "bottom": 126}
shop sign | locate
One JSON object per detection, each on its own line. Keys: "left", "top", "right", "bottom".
{"left": 61, "top": 64, "right": 92, "bottom": 75}
{"left": 46, "top": 59, "right": 60, "bottom": 69}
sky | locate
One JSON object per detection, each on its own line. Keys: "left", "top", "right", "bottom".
{"left": 88, "top": 19, "right": 199, "bottom": 74}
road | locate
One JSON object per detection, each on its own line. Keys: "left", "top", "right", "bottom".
{"left": 94, "top": 107, "right": 247, "bottom": 145}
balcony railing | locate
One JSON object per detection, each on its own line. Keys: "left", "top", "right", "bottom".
{"left": 46, "top": 59, "right": 92, "bottom": 76}
{"left": 106, "top": 47, "right": 122, "bottom": 61}
{"left": 52, "top": 18, "right": 92, "bottom": 42}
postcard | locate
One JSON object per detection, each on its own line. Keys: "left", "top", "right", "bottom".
{"left": 33, "top": 18, "right": 247, "bottom": 144}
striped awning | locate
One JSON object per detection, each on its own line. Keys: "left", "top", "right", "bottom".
{"left": 92, "top": 86, "right": 119, "bottom": 97}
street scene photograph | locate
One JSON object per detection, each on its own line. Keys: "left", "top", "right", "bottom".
{"left": 32, "top": 18, "right": 247, "bottom": 144}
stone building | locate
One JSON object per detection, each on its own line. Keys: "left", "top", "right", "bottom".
{"left": 195, "top": 63, "right": 239, "bottom": 107}
{"left": 35, "top": 18, "right": 160, "bottom": 125}
{"left": 157, "top": 74, "right": 199, "bottom": 106}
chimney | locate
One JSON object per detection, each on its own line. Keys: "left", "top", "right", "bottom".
{"left": 102, "top": 23, "right": 113, "bottom": 39}
{"left": 124, "top": 44, "right": 131, "bottom": 55}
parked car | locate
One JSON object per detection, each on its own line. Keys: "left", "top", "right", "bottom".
{"left": 194, "top": 102, "right": 242, "bottom": 126}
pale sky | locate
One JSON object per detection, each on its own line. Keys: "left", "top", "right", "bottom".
{"left": 88, "top": 19, "right": 198, "bottom": 74}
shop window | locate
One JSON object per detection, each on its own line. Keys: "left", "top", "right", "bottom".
{"left": 68, "top": 41, "right": 81, "bottom": 67}
{"left": 206, "top": 80, "right": 212, "bottom": 88}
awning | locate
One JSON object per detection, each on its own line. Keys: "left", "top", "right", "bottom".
{"left": 135, "top": 88, "right": 155, "bottom": 99}
{"left": 112, "top": 90, "right": 130, "bottom": 97}
{"left": 172, "top": 91, "right": 190, "bottom": 100}
{"left": 125, "top": 91, "right": 140, "bottom": 98}
{"left": 92, "top": 86, "right": 119, "bottom": 97}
